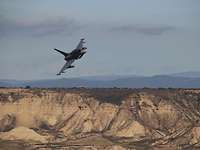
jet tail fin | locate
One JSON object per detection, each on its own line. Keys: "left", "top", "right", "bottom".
{"left": 54, "top": 48, "right": 69, "bottom": 57}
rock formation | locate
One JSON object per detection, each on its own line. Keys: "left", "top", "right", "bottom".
{"left": 0, "top": 114, "right": 15, "bottom": 132}
{"left": 0, "top": 88, "right": 200, "bottom": 149}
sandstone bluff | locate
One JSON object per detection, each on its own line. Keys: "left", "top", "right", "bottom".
{"left": 0, "top": 88, "right": 200, "bottom": 149}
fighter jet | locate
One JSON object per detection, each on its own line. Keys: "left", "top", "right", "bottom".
{"left": 54, "top": 38, "right": 87, "bottom": 75}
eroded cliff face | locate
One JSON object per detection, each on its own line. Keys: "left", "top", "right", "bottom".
{"left": 0, "top": 88, "right": 200, "bottom": 149}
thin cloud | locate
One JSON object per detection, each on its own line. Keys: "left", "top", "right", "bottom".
{"left": 0, "top": 17, "right": 83, "bottom": 38}
{"left": 110, "top": 24, "right": 175, "bottom": 36}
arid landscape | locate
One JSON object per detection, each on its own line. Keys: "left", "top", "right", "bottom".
{"left": 0, "top": 88, "right": 200, "bottom": 150}
{"left": 1, "top": 0, "right": 199, "bottom": 149}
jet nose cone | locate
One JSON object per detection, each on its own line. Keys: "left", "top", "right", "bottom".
{"left": 81, "top": 47, "right": 87, "bottom": 53}
{"left": 82, "top": 49, "right": 87, "bottom": 53}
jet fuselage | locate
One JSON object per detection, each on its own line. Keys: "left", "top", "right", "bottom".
{"left": 65, "top": 47, "right": 87, "bottom": 61}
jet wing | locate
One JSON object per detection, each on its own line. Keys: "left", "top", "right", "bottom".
{"left": 57, "top": 59, "right": 75, "bottom": 75}
{"left": 76, "top": 38, "right": 85, "bottom": 50}
{"left": 54, "top": 48, "right": 69, "bottom": 57}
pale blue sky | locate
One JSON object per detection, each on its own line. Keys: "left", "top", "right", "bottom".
{"left": 0, "top": 0, "right": 200, "bottom": 79}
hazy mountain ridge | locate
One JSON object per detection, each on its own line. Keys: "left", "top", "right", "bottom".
{"left": 1, "top": 72, "right": 200, "bottom": 88}
{"left": 170, "top": 71, "right": 200, "bottom": 78}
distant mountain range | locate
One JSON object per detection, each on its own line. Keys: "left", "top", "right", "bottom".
{"left": 1, "top": 71, "right": 200, "bottom": 88}
{"left": 169, "top": 71, "right": 200, "bottom": 78}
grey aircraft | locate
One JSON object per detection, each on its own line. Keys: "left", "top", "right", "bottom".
{"left": 54, "top": 38, "right": 87, "bottom": 75}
